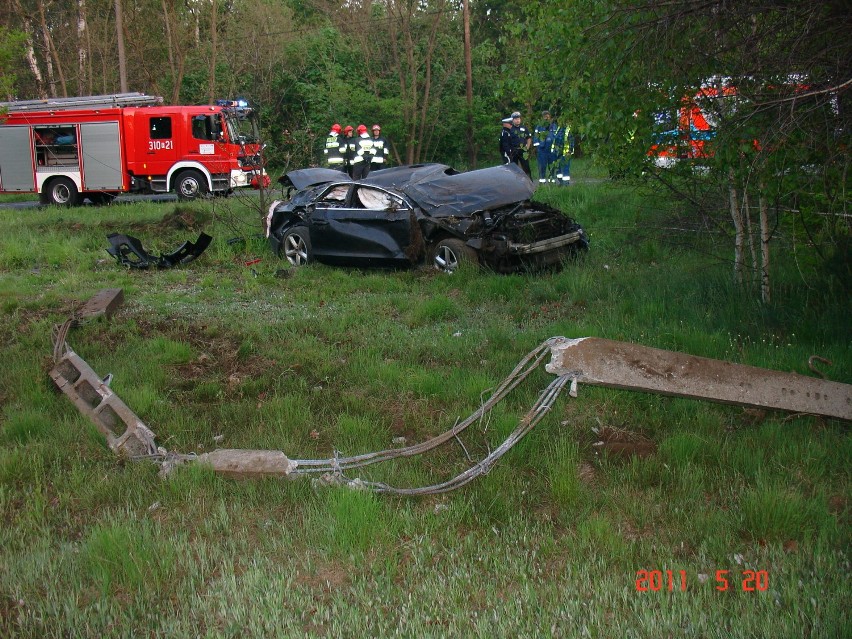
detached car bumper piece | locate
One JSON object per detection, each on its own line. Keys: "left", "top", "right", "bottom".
{"left": 106, "top": 232, "right": 212, "bottom": 269}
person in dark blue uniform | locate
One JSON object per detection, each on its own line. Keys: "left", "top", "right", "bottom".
{"left": 500, "top": 111, "right": 532, "bottom": 178}
{"left": 499, "top": 116, "right": 514, "bottom": 164}
{"left": 552, "top": 116, "right": 576, "bottom": 185}
{"left": 533, "top": 110, "right": 557, "bottom": 184}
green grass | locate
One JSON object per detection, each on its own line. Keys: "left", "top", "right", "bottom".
{"left": 0, "top": 172, "right": 849, "bottom": 637}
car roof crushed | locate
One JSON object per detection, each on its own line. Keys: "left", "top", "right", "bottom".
{"left": 398, "top": 163, "right": 535, "bottom": 217}
{"left": 280, "top": 163, "right": 536, "bottom": 218}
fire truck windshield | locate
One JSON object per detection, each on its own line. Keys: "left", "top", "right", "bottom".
{"left": 223, "top": 111, "right": 259, "bottom": 145}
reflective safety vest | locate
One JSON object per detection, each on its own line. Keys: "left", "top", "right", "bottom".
{"left": 324, "top": 133, "right": 344, "bottom": 166}
{"left": 350, "top": 134, "right": 375, "bottom": 164}
{"left": 370, "top": 136, "right": 387, "bottom": 164}
{"left": 553, "top": 125, "right": 575, "bottom": 158}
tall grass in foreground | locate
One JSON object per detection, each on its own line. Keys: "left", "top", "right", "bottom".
{"left": 0, "top": 172, "right": 848, "bottom": 637}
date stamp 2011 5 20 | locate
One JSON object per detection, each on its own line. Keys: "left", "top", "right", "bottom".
{"left": 635, "top": 569, "right": 769, "bottom": 592}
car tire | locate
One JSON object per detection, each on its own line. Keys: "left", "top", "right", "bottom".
{"left": 43, "top": 177, "right": 81, "bottom": 206}
{"left": 431, "top": 238, "right": 478, "bottom": 273}
{"left": 279, "top": 226, "right": 312, "bottom": 267}
{"left": 175, "top": 170, "right": 208, "bottom": 200}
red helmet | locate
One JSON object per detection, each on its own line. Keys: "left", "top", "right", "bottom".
{"left": 371, "top": 124, "right": 381, "bottom": 132}
{"left": 357, "top": 124, "right": 368, "bottom": 134}
{"left": 343, "top": 125, "right": 354, "bottom": 134}
{"left": 331, "top": 123, "right": 341, "bottom": 133}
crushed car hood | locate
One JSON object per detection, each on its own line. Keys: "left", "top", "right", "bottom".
{"left": 400, "top": 163, "right": 535, "bottom": 218}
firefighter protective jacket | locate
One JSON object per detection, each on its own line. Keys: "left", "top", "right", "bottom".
{"left": 370, "top": 135, "right": 388, "bottom": 166}
{"left": 349, "top": 134, "right": 375, "bottom": 165}
{"left": 341, "top": 134, "right": 356, "bottom": 166}
{"left": 324, "top": 132, "right": 345, "bottom": 167}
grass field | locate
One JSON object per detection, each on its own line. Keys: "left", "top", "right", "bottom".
{"left": 1, "top": 163, "right": 849, "bottom": 637}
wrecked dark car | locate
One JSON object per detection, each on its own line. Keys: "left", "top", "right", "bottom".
{"left": 266, "top": 163, "right": 588, "bottom": 273}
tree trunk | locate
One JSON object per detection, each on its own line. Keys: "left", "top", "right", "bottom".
{"left": 742, "top": 189, "right": 757, "bottom": 287}
{"left": 758, "top": 183, "right": 771, "bottom": 303}
{"left": 728, "top": 169, "right": 744, "bottom": 284}
{"left": 25, "top": 37, "right": 46, "bottom": 98}
{"left": 38, "top": 0, "right": 67, "bottom": 97}
{"left": 463, "top": 0, "right": 476, "bottom": 169}
{"left": 416, "top": 4, "right": 444, "bottom": 164}
{"left": 114, "top": 0, "right": 128, "bottom": 92}
{"left": 208, "top": 0, "right": 218, "bottom": 104}
{"left": 77, "top": 0, "right": 88, "bottom": 96}
{"left": 161, "top": 0, "right": 186, "bottom": 104}
{"left": 162, "top": 0, "right": 175, "bottom": 74}
{"left": 403, "top": 11, "right": 417, "bottom": 163}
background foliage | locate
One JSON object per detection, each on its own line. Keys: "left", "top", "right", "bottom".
{"left": 1, "top": 0, "right": 849, "bottom": 297}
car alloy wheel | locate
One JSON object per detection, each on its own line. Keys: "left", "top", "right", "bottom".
{"left": 280, "top": 226, "right": 312, "bottom": 267}
{"left": 432, "top": 238, "right": 477, "bottom": 274}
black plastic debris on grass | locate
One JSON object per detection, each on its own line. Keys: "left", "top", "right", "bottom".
{"left": 106, "top": 232, "right": 212, "bottom": 269}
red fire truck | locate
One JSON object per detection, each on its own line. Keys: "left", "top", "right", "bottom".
{"left": 648, "top": 85, "right": 738, "bottom": 168}
{"left": 0, "top": 93, "right": 266, "bottom": 205}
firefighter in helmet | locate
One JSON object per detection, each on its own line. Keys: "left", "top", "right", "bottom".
{"left": 341, "top": 125, "right": 356, "bottom": 177}
{"left": 369, "top": 124, "right": 388, "bottom": 172}
{"left": 324, "top": 123, "right": 345, "bottom": 171}
{"left": 349, "top": 124, "right": 375, "bottom": 180}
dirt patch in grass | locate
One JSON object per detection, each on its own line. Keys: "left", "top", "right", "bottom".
{"left": 61, "top": 316, "right": 275, "bottom": 395}
{"left": 11, "top": 299, "right": 80, "bottom": 330}
{"left": 129, "top": 319, "right": 276, "bottom": 389}
{"left": 297, "top": 561, "right": 351, "bottom": 592}
{"left": 150, "top": 207, "right": 212, "bottom": 232}
{"left": 828, "top": 494, "right": 848, "bottom": 516}
{"left": 38, "top": 207, "right": 212, "bottom": 235}
{"left": 589, "top": 425, "right": 657, "bottom": 460}
{"left": 171, "top": 343, "right": 273, "bottom": 386}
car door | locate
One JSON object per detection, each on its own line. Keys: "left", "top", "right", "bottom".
{"left": 309, "top": 184, "right": 416, "bottom": 264}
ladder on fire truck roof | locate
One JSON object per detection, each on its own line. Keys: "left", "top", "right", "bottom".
{"left": 0, "top": 93, "right": 164, "bottom": 113}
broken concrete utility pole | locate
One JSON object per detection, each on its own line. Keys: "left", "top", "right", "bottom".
{"left": 49, "top": 290, "right": 851, "bottom": 491}
{"left": 545, "top": 337, "right": 851, "bottom": 421}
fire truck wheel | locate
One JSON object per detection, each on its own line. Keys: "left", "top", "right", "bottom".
{"left": 44, "top": 177, "right": 81, "bottom": 207}
{"left": 175, "top": 170, "right": 208, "bottom": 200}
{"left": 278, "top": 226, "right": 312, "bottom": 267}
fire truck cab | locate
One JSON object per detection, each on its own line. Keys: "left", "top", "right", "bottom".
{"left": 0, "top": 93, "right": 265, "bottom": 205}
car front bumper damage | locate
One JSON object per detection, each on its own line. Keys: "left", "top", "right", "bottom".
{"left": 508, "top": 230, "right": 586, "bottom": 255}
